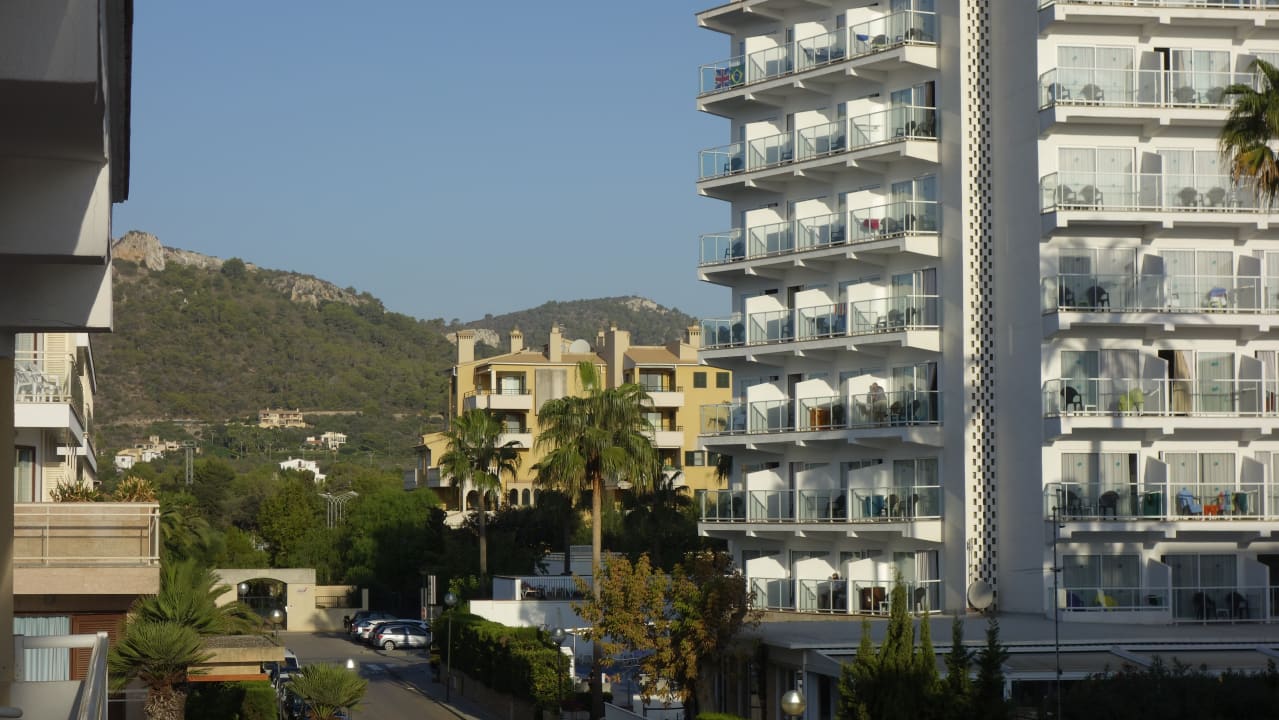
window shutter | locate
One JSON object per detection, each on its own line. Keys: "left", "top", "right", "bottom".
{"left": 70, "top": 613, "right": 124, "bottom": 680}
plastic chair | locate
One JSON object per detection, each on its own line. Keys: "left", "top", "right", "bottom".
{"left": 1062, "top": 385, "right": 1084, "bottom": 411}
{"left": 1098, "top": 491, "right": 1119, "bottom": 518}
{"left": 1178, "top": 186, "right": 1200, "bottom": 208}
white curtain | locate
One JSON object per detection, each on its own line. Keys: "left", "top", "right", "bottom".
{"left": 1101, "top": 554, "right": 1139, "bottom": 589}
{"left": 1165, "top": 452, "right": 1198, "bottom": 488}
{"left": 14, "top": 616, "right": 70, "bottom": 681}
{"left": 1201, "top": 453, "right": 1235, "bottom": 488}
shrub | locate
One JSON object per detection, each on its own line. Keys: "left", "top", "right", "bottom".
{"left": 50, "top": 482, "right": 101, "bottom": 502}
{"left": 112, "top": 475, "right": 158, "bottom": 502}
{"left": 185, "top": 680, "right": 275, "bottom": 719}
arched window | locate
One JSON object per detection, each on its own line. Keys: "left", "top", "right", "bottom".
{"left": 522, "top": 489, "right": 531, "bottom": 506}
{"left": 509, "top": 489, "right": 519, "bottom": 507}
{"left": 466, "top": 490, "right": 479, "bottom": 510}
{"left": 533, "top": 489, "right": 541, "bottom": 506}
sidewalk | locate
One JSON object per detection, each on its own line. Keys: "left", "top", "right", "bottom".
{"left": 382, "top": 661, "right": 494, "bottom": 720}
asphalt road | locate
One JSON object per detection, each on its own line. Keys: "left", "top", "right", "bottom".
{"left": 276, "top": 631, "right": 490, "bottom": 720}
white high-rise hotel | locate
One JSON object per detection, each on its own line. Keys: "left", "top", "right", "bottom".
{"left": 694, "top": 0, "right": 1279, "bottom": 627}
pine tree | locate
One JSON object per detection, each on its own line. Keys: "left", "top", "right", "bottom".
{"left": 942, "top": 615, "right": 972, "bottom": 720}
{"left": 973, "top": 617, "right": 1010, "bottom": 720}
{"left": 837, "top": 619, "right": 875, "bottom": 720}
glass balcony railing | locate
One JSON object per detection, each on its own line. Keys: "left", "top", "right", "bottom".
{"left": 1045, "top": 481, "right": 1267, "bottom": 522}
{"left": 698, "top": 108, "right": 937, "bottom": 181}
{"left": 696, "top": 485, "right": 942, "bottom": 523}
{"left": 14, "top": 351, "right": 78, "bottom": 405}
{"left": 700, "top": 316, "right": 745, "bottom": 349}
{"left": 850, "top": 105, "right": 937, "bottom": 147}
{"left": 1040, "top": 171, "right": 1260, "bottom": 212}
{"left": 1042, "top": 273, "right": 1277, "bottom": 313}
{"left": 698, "top": 201, "right": 938, "bottom": 267}
{"left": 700, "top": 11, "right": 938, "bottom": 95}
{"left": 1059, "top": 585, "right": 1170, "bottom": 612}
{"left": 1039, "top": 67, "right": 1248, "bottom": 108}
{"left": 1171, "top": 585, "right": 1266, "bottom": 622}
{"left": 751, "top": 577, "right": 795, "bottom": 610}
{"left": 699, "top": 389, "right": 942, "bottom": 436}
{"left": 730, "top": 295, "right": 940, "bottom": 346}
{"left": 847, "top": 295, "right": 941, "bottom": 334}
{"left": 1043, "top": 377, "right": 1274, "bottom": 417}
{"left": 1041, "top": 0, "right": 1279, "bottom": 9}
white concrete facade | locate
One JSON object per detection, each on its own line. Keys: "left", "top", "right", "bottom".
{"left": 694, "top": 0, "right": 1279, "bottom": 631}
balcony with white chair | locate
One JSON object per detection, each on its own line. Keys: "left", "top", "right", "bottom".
{"left": 1039, "top": 171, "right": 1269, "bottom": 235}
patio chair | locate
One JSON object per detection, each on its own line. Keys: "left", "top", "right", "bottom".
{"left": 1062, "top": 385, "right": 1084, "bottom": 412}
{"left": 1177, "top": 186, "right": 1201, "bottom": 208}
{"left": 1173, "top": 86, "right": 1198, "bottom": 104}
{"left": 1079, "top": 185, "right": 1104, "bottom": 206}
{"left": 913, "top": 586, "right": 929, "bottom": 612}
{"left": 1193, "top": 591, "right": 1216, "bottom": 620}
{"left": 1098, "top": 491, "right": 1119, "bottom": 518}
{"left": 1228, "top": 591, "right": 1249, "bottom": 619}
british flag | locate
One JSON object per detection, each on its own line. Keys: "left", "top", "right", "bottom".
{"left": 715, "top": 66, "right": 738, "bottom": 89}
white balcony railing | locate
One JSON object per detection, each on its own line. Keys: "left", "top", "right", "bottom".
{"left": 698, "top": 10, "right": 937, "bottom": 95}
{"left": 750, "top": 576, "right": 941, "bottom": 615}
{"left": 1043, "top": 377, "right": 1275, "bottom": 418}
{"left": 11, "top": 631, "right": 109, "bottom": 719}
{"left": 700, "top": 390, "right": 942, "bottom": 436}
{"left": 1042, "top": 0, "right": 1279, "bottom": 9}
{"left": 699, "top": 106, "right": 937, "bottom": 181}
{"left": 698, "top": 486, "right": 942, "bottom": 523}
{"left": 1045, "top": 481, "right": 1277, "bottom": 521}
{"left": 701, "top": 295, "right": 940, "bottom": 350}
{"left": 700, "top": 200, "right": 939, "bottom": 267}
{"left": 1042, "top": 273, "right": 1279, "bottom": 314}
{"left": 1040, "top": 171, "right": 1261, "bottom": 213}
{"left": 13, "top": 502, "right": 161, "bottom": 567}
{"left": 14, "top": 351, "right": 77, "bottom": 404}
{"left": 1039, "top": 67, "right": 1250, "bottom": 109}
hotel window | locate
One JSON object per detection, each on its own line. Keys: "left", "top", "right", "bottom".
{"left": 1062, "top": 554, "right": 1139, "bottom": 609}
{"left": 1060, "top": 452, "right": 1137, "bottom": 514}
{"left": 716, "top": 372, "right": 731, "bottom": 388}
{"left": 693, "top": 372, "right": 707, "bottom": 389}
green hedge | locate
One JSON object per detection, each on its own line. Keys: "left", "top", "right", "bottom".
{"left": 436, "top": 611, "right": 567, "bottom": 710}
{"left": 185, "top": 680, "right": 276, "bottom": 720}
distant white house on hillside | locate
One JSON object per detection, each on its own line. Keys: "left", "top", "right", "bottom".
{"left": 279, "top": 457, "right": 325, "bottom": 483}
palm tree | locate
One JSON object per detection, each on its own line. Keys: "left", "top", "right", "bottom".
{"left": 535, "top": 360, "right": 657, "bottom": 719}
{"left": 108, "top": 620, "right": 210, "bottom": 720}
{"left": 439, "top": 408, "right": 523, "bottom": 579}
{"left": 109, "top": 561, "right": 262, "bottom": 720}
{"left": 1221, "top": 59, "right": 1279, "bottom": 207}
{"left": 287, "top": 663, "right": 368, "bottom": 720}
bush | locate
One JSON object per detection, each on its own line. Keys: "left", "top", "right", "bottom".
{"left": 697, "top": 714, "right": 749, "bottom": 720}
{"left": 185, "top": 680, "right": 275, "bottom": 719}
{"left": 436, "top": 611, "right": 566, "bottom": 709}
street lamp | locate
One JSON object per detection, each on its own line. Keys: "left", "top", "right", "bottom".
{"left": 780, "top": 680, "right": 806, "bottom": 720}
{"left": 269, "top": 608, "right": 284, "bottom": 640}
{"left": 345, "top": 659, "right": 358, "bottom": 719}
{"left": 444, "top": 592, "right": 458, "bottom": 703}
{"left": 238, "top": 581, "right": 249, "bottom": 597}
{"left": 550, "top": 627, "right": 568, "bottom": 713}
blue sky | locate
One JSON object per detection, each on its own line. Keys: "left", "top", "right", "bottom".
{"left": 114, "top": 1, "right": 732, "bottom": 323}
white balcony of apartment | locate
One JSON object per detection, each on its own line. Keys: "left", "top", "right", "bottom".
{"left": 698, "top": 199, "right": 940, "bottom": 284}
{"left": 644, "top": 427, "right": 686, "bottom": 448}
{"left": 1038, "top": 66, "right": 1246, "bottom": 133}
{"left": 1039, "top": 0, "right": 1279, "bottom": 33}
{"left": 696, "top": 484, "right": 942, "bottom": 538}
{"left": 14, "top": 502, "right": 161, "bottom": 597}
{"left": 1042, "top": 376, "right": 1279, "bottom": 439}
{"left": 700, "top": 294, "right": 941, "bottom": 365}
{"left": 697, "top": 106, "right": 938, "bottom": 199}
{"left": 697, "top": 11, "right": 939, "bottom": 115}
{"left": 463, "top": 387, "right": 532, "bottom": 412}
{"left": 11, "top": 631, "right": 112, "bottom": 719}
{"left": 1039, "top": 170, "right": 1270, "bottom": 236}
{"left": 698, "top": 387, "right": 942, "bottom": 450}
{"left": 14, "top": 349, "right": 90, "bottom": 444}
{"left": 1041, "top": 271, "right": 1279, "bottom": 338}
{"left": 749, "top": 576, "right": 942, "bottom": 615}
{"left": 498, "top": 427, "right": 533, "bottom": 449}
{"left": 637, "top": 370, "right": 684, "bottom": 408}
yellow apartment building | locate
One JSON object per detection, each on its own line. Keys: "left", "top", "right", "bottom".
{"left": 416, "top": 325, "right": 730, "bottom": 518}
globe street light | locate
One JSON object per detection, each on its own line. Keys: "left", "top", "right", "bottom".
{"left": 781, "top": 685, "right": 806, "bottom": 720}
{"left": 444, "top": 592, "right": 458, "bottom": 703}
{"left": 238, "top": 582, "right": 249, "bottom": 597}
{"left": 344, "top": 658, "right": 358, "bottom": 719}
{"left": 269, "top": 608, "right": 284, "bottom": 640}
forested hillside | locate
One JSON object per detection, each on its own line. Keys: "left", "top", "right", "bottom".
{"left": 464, "top": 297, "right": 698, "bottom": 352}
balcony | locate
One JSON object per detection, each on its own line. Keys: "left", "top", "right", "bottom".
{"left": 1038, "top": 67, "right": 1241, "bottom": 132}
{"left": 12, "top": 632, "right": 110, "bottom": 719}
{"left": 1045, "top": 481, "right": 1277, "bottom": 523}
{"left": 1042, "top": 377, "right": 1279, "bottom": 439}
{"left": 13, "top": 502, "right": 161, "bottom": 597}
{"left": 697, "top": 11, "right": 938, "bottom": 114}
{"left": 749, "top": 576, "right": 941, "bottom": 615}
{"left": 463, "top": 387, "right": 533, "bottom": 412}
{"left": 1039, "top": 171, "right": 1269, "bottom": 235}
{"left": 699, "top": 389, "right": 942, "bottom": 450}
{"left": 1041, "top": 273, "right": 1279, "bottom": 338}
{"left": 646, "top": 428, "right": 685, "bottom": 447}
{"left": 700, "top": 295, "right": 941, "bottom": 364}
{"left": 639, "top": 380, "right": 685, "bottom": 408}
{"left": 14, "top": 350, "right": 88, "bottom": 439}
{"left": 697, "top": 106, "right": 938, "bottom": 198}
{"left": 698, "top": 200, "right": 940, "bottom": 282}
{"left": 498, "top": 430, "right": 533, "bottom": 449}
{"left": 1039, "top": 0, "right": 1279, "bottom": 34}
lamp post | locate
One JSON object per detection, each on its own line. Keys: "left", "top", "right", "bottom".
{"left": 345, "top": 658, "right": 358, "bottom": 719}
{"left": 269, "top": 608, "right": 283, "bottom": 640}
{"left": 1051, "top": 490, "right": 1064, "bottom": 720}
{"left": 551, "top": 627, "right": 567, "bottom": 714}
{"left": 444, "top": 592, "right": 457, "bottom": 703}
{"left": 780, "top": 680, "right": 806, "bottom": 720}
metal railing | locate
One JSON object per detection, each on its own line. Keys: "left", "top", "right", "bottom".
{"left": 699, "top": 11, "right": 937, "bottom": 95}
{"left": 14, "top": 351, "right": 78, "bottom": 404}
{"left": 465, "top": 386, "right": 530, "bottom": 397}
{"left": 1041, "top": 273, "right": 1278, "bottom": 314}
{"left": 1171, "top": 585, "right": 1267, "bottom": 622}
{"left": 706, "top": 295, "right": 940, "bottom": 349}
{"left": 1040, "top": 171, "right": 1260, "bottom": 212}
{"left": 1058, "top": 586, "right": 1170, "bottom": 612}
{"left": 700, "top": 315, "right": 746, "bottom": 349}
{"left": 1042, "top": 0, "right": 1279, "bottom": 9}
{"left": 697, "top": 486, "right": 942, "bottom": 524}
{"left": 700, "top": 390, "right": 941, "bottom": 436}
{"left": 1045, "top": 481, "right": 1267, "bottom": 520}
{"left": 1043, "top": 377, "right": 1273, "bottom": 417}
{"left": 515, "top": 575, "right": 586, "bottom": 601}
{"left": 700, "top": 201, "right": 938, "bottom": 267}
{"left": 13, "top": 502, "right": 161, "bottom": 567}
{"left": 698, "top": 107, "right": 937, "bottom": 180}
{"left": 1039, "top": 67, "right": 1248, "bottom": 109}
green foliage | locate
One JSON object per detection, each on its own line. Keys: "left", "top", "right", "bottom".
{"left": 108, "top": 620, "right": 209, "bottom": 719}
{"left": 186, "top": 680, "right": 276, "bottom": 720}
{"left": 941, "top": 616, "right": 972, "bottom": 720}
{"left": 837, "top": 584, "right": 943, "bottom": 720}
{"left": 439, "top": 409, "right": 522, "bottom": 577}
{"left": 219, "top": 257, "right": 247, "bottom": 280}
{"left": 50, "top": 481, "right": 101, "bottom": 502}
{"left": 1221, "top": 59, "right": 1279, "bottom": 207}
{"left": 973, "top": 617, "right": 1010, "bottom": 720}
{"left": 1060, "top": 657, "right": 1279, "bottom": 720}
{"left": 696, "top": 714, "right": 750, "bottom": 720}
{"left": 287, "top": 663, "right": 368, "bottom": 720}
{"left": 465, "top": 296, "right": 697, "bottom": 350}
{"left": 132, "top": 561, "right": 261, "bottom": 637}
{"left": 433, "top": 611, "right": 566, "bottom": 709}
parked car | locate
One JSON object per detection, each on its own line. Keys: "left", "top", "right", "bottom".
{"left": 373, "top": 622, "right": 430, "bottom": 651}
{"left": 364, "top": 618, "right": 429, "bottom": 645}
{"left": 275, "top": 648, "right": 301, "bottom": 692}
{"left": 348, "top": 611, "right": 396, "bottom": 640}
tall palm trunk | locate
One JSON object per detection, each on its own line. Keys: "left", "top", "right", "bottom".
{"left": 146, "top": 684, "right": 186, "bottom": 720}
{"left": 478, "top": 489, "right": 489, "bottom": 578}
{"left": 591, "top": 473, "right": 605, "bottom": 720}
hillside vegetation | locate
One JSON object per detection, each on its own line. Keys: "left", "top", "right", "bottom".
{"left": 94, "top": 233, "right": 697, "bottom": 461}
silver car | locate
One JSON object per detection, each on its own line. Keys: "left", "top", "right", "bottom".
{"left": 372, "top": 622, "right": 430, "bottom": 651}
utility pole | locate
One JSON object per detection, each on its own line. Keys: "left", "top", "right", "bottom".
{"left": 319, "top": 491, "right": 358, "bottom": 528}
{"left": 1051, "top": 488, "right": 1064, "bottom": 720}
{"left": 183, "top": 442, "right": 196, "bottom": 486}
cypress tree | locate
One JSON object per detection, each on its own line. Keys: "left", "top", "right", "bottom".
{"left": 942, "top": 615, "right": 972, "bottom": 720}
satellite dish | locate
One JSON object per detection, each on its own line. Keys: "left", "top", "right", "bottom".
{"left": 967, "top": 580, "right": 994, "bottom": 610}
{"left": 568, "top": 338, "right": 592, "bottom": 354}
